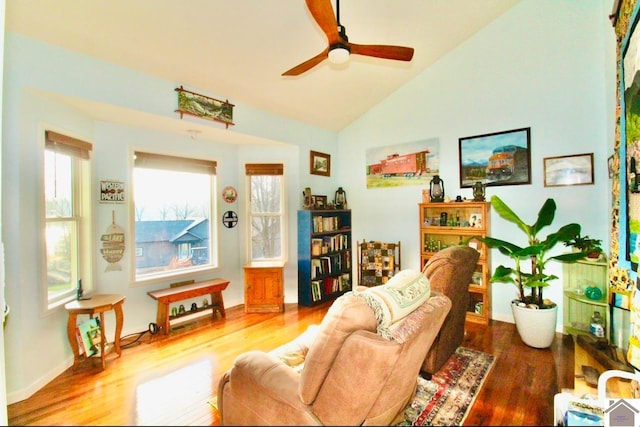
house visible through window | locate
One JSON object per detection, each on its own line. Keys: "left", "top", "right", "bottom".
{"left": 246, "top": 163, "right": 285, "bottom": 261}
{"left": 133, "top": 152, "right": 217, "bottom": 283}
{"left": 44, "top": 130, "right": 93, "bottom": 310}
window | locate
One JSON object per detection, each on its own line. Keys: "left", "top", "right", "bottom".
{"left": 133, "top": 152, "right": 217, "bottom": 283}
{"left": 44, "top": 130, "right": 93, "bottom": 310}
{"left": 245, "top": 163, "right": 285, "bottom": 261}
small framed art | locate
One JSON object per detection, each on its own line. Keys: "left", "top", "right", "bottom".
{"left": 310, "top": 150, "right": 331, "bottom": 177}
{"left": 543, "top": 153, "right": 594, "bottom": 187}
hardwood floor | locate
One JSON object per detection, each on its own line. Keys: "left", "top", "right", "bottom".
{"left": 7, "top": 302, "right": 575, "bottom": 426}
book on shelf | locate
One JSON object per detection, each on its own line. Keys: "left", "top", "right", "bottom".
{"left": 311, "top": 238, "right": 323, "bottom": 256}
{"left": 311, "top": 280, "right": 322, "bottom": 302}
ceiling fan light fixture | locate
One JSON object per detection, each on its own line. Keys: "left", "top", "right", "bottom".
{"left": 328, "top": 44, "right": 350, "bottom": 64}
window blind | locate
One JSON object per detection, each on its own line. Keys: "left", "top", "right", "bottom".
{"left": 245, "top": 163, "right": 284, "bottom": 175}
{"left": 134, "top": 151, "right": 217, "bottom": 175}
{"left": 45, "top": 130, "right": 92, "bottom": 160}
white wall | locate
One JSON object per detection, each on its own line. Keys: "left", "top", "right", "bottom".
{"left": 337, "top": 0, "right": 616, "bottom": 327}
{"left": 1, "top": 35, "right": 337, "bottom": 402}
{"left": 0, "top": 0, "right": 615, "bottom": 406}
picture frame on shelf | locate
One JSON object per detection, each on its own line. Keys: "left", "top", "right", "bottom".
{"left": 543, "top": 153, "right": 594, "bottom": 187}
{"left": 469, "top": 213, "right": 482, "bottom": 228}
{"left": 458, "top": 127, "right": 531, "bottom": 188}
{"left": 313, "top": 195, "right": 327, "bottom": 209}
{"left": 310, "top": 150, "right": 331, "bottom": 177}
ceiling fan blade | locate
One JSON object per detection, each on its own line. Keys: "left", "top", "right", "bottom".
{"left": 282, "top": 49, "right": 329, "bottom": 76}
{"left": 305, "top": 0, "right": 342, "bottom": 45}
{"left": 349, "top": 43, "right": 415, "bottom": 62}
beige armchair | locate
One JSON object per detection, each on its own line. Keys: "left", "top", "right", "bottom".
{"left": 420, "top": 245, "right": 480, "bottom": 378}
{"left": 217, "top": 270, "right": 451, "bottom": 426}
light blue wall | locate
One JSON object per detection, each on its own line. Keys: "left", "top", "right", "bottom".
{"left": 1, "top": 34, "right": 337, "bottom": 402}
{"left": 1, "top": 0, "right": 616, "bottom": 404}
{"left": 338, "top": 0, "right": 616, "bottom": 326}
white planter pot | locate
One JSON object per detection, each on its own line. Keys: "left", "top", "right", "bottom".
{"left": 511, "top": 301, "right": 558, "bottom": 349}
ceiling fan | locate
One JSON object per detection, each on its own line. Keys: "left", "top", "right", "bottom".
{"left": 282, "top": 0, "right": 415, "bottom": 76}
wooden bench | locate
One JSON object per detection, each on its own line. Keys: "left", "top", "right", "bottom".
{"left": 147, "top": 278, "right": 229, "bottom": 335}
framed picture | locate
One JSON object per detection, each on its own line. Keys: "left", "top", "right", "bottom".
{"left": 458, "top": 127, "right": 531, "bottom": 188}
{"left": 312, "top": 195, "right": 327, "bottom": 209}
{"left": 310, "top": 150, "right": 331, "bottom": 177}
{"left": 543, "top": 153, "right": 594, "bottom": 187}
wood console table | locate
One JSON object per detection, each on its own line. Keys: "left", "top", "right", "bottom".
{"left": 64, "top": 294, "right": 125, "bottom": 370}
{"left": 147, "top": 278, "right": 229, "bottom": 335}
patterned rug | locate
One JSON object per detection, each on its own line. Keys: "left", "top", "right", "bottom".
{"left": 397, "top": 347, "right": 495, "bottom": 426}
{"left": 208, "top": 347, "right": 494, "bottom": 426}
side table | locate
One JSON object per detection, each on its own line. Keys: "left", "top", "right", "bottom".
{"left": 64, "top": 294, "right": 125, "bottom": 370}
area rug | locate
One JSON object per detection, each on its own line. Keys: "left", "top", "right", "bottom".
{"left": 397, "top": 347, "right": 495, "bottom": 426}
{"left": 208, "top": 346, "right": 494, "bottom": 426}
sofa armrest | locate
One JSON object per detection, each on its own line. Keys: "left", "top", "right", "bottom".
{"left": 218, "top": 350, "right": 319, "bottom": 425}
{"left": 229, "top": 350, "right": 302, "bottom": 405}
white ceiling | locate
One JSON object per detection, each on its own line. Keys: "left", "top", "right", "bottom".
{"left": 5, "top": 0, "right": 521, "bottom": 137}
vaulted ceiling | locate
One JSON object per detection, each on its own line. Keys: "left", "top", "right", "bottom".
{"left": 6, "top": 0, "right": 521, "bottom": 135}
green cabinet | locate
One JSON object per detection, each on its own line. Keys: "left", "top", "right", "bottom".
{"left": 562, "top": 259, "right": 609, "bottom": 340}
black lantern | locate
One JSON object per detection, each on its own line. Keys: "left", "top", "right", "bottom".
{"left": 472, "top": 181, "right": 486, "bottom": 201}
{"left": 334, "top": 187, "right": 347, "bottom": 209}
{"left": 429, "top": 175, "right": 444, "bottom": 202}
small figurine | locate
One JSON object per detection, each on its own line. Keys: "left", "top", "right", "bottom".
{"left": 302, "top": 187, "right": 312, "bottom": 209}
{"left": 335, "top": 187, "right": 347, "bottom": 209}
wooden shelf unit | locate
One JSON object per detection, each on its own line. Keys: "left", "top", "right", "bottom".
{"left": 297, "top": 209, "right": 352, "bottom": 306}
{"left": 419, "top": 201, "right": 491, "bottom": 325}
{"left": 562, "top": 258, "right": 609, "bottom": 340}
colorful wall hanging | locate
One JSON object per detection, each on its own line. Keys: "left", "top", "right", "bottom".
{"left": 175, "top": 85, "right": 234, "bottom": 128}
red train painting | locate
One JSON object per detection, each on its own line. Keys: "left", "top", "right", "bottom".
{"left": 368, "top": 150, "right": 430, "bottom": 177}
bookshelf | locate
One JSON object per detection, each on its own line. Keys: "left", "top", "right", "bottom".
{"left": 418, "top": 201, "right": 491, "bottom": 325}
{"left": 298, "top": 209, "right": 352, "bottom": 306}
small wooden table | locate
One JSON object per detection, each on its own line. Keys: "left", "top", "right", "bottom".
{"left": 64, "top": 294, "right": 125, "bottom": 370}
{"left": 147, "top": 278, "right": 229, "bottom": 335}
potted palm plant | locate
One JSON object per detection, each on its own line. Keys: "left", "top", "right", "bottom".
{"left": 474, "top": 195, "right": 591, "bottom": 348}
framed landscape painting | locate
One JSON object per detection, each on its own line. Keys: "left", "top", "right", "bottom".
{"left": 458, "top": 127, "right": 531, "bottom": 188}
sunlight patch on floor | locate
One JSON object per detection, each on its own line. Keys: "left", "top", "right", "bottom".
{"left": 135, "top": 358, "right": 213, "bottom": 426}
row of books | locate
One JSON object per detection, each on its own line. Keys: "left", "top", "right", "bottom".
{"left": 311, "top": 251, "right": 351, "bottom": 278}
{"left": 311, "top": 274, "right": 351, "bottom": 302}
{"left": 312, "top": 216, "right": 344, "bottom": 233}
{"left": 311, "top": 234, "right": 349, "bottom": 256}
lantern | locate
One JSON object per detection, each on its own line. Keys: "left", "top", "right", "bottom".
{"left": 429, "top": 175, "right": 444, "bottom": 202}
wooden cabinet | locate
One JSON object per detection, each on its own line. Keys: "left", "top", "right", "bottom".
{"left": 244, "top": 261, "right": 284, "bottom": 313}
{"left": 419, "top": 202, "right": 491, "bottom": 325}
{"left": 297, "top": 209, "right": 352, "bottom": 306}
{"left": 562, "top": 259, "right": 609, "bottom": 340}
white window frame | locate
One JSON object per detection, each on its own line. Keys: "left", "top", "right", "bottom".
{"left": 43, "top": 130, "right": 93, "bottom": 312}
{"left": 245, "top": 163, "right": 286, "bottom": 263}
{"left": 131, "top": 151, "right": 218, "bottom": 286}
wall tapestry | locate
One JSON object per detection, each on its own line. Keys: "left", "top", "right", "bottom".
{"left": 613, "top": 0, "right": 640, "bottom": 372}
{"left": 624, "top": 4, "right": 640, "bottom": 268}
{"left": 365, "top": 138, "right": 440, "bottom": 189}
{"left": 175, "top": 85, "right": 234, "bottom": 128}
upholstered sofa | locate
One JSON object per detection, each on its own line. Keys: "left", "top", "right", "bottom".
{"left": 217, "top": 269, "right": 451, "bottom": 425}
{"left": 421, "top": 245, "right": 479, "bottom": 377}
